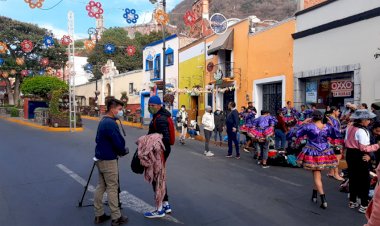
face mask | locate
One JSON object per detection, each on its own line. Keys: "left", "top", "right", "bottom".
{"left": 181, "top": 108, "right": 185, "bottom": 111}
{"left": 115, "top": 110, "right": 123, "bottom": 118}
{"left": 216, "top": 111, "right": 220, "bottom": 114}
{"left": 148, "top": 107, "right": 158, "bottom": 114}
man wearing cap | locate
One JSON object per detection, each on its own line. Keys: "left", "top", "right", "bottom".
{"left": 202, "top": 106, "right": 215, "bottom": 157}
{"left": 144, "top": 96, "right": 173, "bottom": 218}
{"left": 345, "top": 109, "right": 380, "bottom": 213}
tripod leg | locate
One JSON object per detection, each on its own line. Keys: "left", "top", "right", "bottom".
{"left": 78, "top": 161, "right": 96, "bottom": 207}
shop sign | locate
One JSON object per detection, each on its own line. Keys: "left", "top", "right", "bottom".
{"left": 331, "top": 80, "right": 353, "bottom": 97}
{"left": 306, "top": 81, "right": 317, "bottom": 103}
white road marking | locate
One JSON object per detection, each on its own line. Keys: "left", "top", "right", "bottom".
{"left": 56, "top": 164, "right": 183, "bottom": 224}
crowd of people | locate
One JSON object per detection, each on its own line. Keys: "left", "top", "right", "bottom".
{"left": 92, "top": 96, "right": 380, "bottom": 226}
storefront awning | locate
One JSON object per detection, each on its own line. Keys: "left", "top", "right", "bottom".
{"left": 207, "top": 29, "right": 234, "bottom": 55}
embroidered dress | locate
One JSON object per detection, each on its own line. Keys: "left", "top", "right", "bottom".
{"left": 296, "top": 123, "right": 339, "bottom": 170}
{"left": 282, "top": 107, "right": 298, "bottom": 127}
{"left": 248, "top": 116, "right": 277, "bottom": 141}
{"left": 327, "top": 116, "right": 344, "bottom": 149}
{"left": 240, "top": 112, "right": 255, "bottom": 133}
{"left": 297, "top": 109, "right": 313, "bottom": 125}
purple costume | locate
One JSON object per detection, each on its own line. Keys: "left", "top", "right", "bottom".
{"left": 297, "top": 109, "right": 313, "bottom": 121}
{"left": 327, "top": 116, "right": 344, "bottom": 148}
{"left": 282, "top": 107, "right": 298, "bottom": 126}
{"left": 240, "top": 112, "right": 256, "bottom": 132}
{"left": 296, "top": 123, "right": 340, "bottom": 170}
{"left": 248, "top": 115, "right": 277, "bottom": 140}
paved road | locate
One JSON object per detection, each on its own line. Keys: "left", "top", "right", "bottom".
{"left": 0, "top": 118, "right": 367, "bottom": 226}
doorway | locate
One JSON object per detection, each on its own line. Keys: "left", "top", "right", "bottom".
{"left": 262, "top": 83, "right": 282, "bottom": 115}
{"left": 189, "top": 96, "right": 199, "bottom": 122}
{"left": 223, "top": 90, "right": 235, "bottom": 112}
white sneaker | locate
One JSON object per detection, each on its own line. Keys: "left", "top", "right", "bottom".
{"left": 204, "top": 151, "right": 207, "bottom": 155}
{"left": 205, "top": 151, "right": 215, "bottom": 157}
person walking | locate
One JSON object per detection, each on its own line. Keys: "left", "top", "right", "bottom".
{"left": 326, "top": 106, "right": 345, "bottom": 181}
{"left": 226, "top": 102, "right": 240, "bottom": 159}
{"left": 296, "top": 110, "right": 340, "bottom": 209}
{"left": 94, "top": 98, "right": 128, "bottom": 226}
{"left": 202, "top": 106, "right": 215, "bottom": 157}
{"left": 177, "top": 105, "right": 188, "bottom": 145}
{"left": 344, "top": 109, "right": 380, "bottom": 214}
{"left": 144, "top": 96, "right": 174, "bottom": 218}
{"left": 214, "top": 108, "right": 225, "bottom": 146}
{"left": 275, "top": 110, "right": 287, "bottom": 151}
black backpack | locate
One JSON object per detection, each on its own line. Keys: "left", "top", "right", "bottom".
{"left": 131, "top": 149, "right": 144, "bottom": 174}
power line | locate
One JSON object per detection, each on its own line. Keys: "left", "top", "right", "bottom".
{"left": 39, "top": 0, "right": 65, "bottom": 11}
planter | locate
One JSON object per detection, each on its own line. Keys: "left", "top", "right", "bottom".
{"left": 49, "top": 113, "right": 83, "bottom": 128}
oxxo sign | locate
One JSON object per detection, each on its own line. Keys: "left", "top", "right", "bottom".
{"left": 331, "top": 80, "right": 353, "bottom": 97}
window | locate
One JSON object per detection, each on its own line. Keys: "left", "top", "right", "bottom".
{"left": 145, "top": 54, "right": 153, "bottom": 71}
{"left": 129, "top": 83, "right": 134, "bottom": 94}
{"left": 165, "top": 48, "right": 174, "bottom": 66}
{"left": 153, "top": 54, "right": 161, "bottom": 80}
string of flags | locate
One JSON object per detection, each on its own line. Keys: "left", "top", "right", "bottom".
{"left": 167, "top": 85, "right": 238, "bottom": 94}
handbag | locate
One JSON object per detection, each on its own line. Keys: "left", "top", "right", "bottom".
{"left": 131, "top": 149, "right": 144, "bottom": 174}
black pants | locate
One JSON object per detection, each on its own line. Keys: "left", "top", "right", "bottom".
{"left": 152, "top": 150, "right": 170, "bottom": 202}
{"left": 346, "top": 148, "right": 370, "bottom": 207}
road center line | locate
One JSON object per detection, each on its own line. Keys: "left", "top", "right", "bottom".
{"left": 56, "top": 164, "right": 183, "bottom": 224}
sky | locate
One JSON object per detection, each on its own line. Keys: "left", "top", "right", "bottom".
{"left": 0, "top": 0, "right": 182, "bottom": 39}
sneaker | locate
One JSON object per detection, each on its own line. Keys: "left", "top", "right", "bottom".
{"left": 349, "top": 202, "right": 360, "bottom": 209}
{"left": 111, "top": 216, "right": 128, "bottom": 226}
{"left": 144, "top": 209, "right": 166, "bottom": 219}
{"left": 262, "top": 164, "right": 270, "bottom": 169}
{"left": 225, "top": 155, "right": 233, "bottom": 158}
{"left": 235, "top": 155, "right": 241, "bottom": 159}
{"left": 257, "top": 161, "right": 261, "bottom": 165}
{"left": 94, "top": 214, "right": 111, "bottom": 224}
{"left": 204, "top": 151, "right": 207, "bottom": 155}
{"left": 243, "top": 148, "right": 250, "bottom": 153}
{"left": 205, "top": 151, "right": 215, "bottom": 157}
{"left": 358, "top": 205, "right": 367, "bottom": 214}
{"left": 163, "top": 203, "right": 172, "bottom": 214}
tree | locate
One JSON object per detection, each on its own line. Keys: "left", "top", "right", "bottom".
{"left": 0, "top": 16, "right": 68, "bottom": 106}
{"left": 87, "top": 28, "right": 165, "bottom": 80}
{"left": 20, "top": 75, "right": 68, "bottom": 99}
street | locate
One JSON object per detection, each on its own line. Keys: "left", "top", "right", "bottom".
{"left": 0, "top": 119, "right": 367, "bottom": 226}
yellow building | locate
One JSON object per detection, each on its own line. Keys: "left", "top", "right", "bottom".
{"left": 178, "top": 40, "right": 206, "bottom": 121}
{"left": 247, "top": 19, "right": 296, "bottom": 114}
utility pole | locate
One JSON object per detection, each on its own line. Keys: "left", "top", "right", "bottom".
{"left": 162, "top": 0, "right": 166, "bottom": 98}
{"left": 68, "top": 11, "right": 76, "bottom": 132}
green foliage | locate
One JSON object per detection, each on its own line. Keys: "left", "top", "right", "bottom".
{"left": 20, "top": 76, "right": 68, "bottom": 98}
{"left": 10, "top": 107, "right": 19, "bottom": 117}
{"left": 87, "top": 28, "right": 166, "bottom": 80}
{"left": 121, "top": 91, "right": 127, "bottom": 99}
{"left": 49, "top": 89, "right": 64, "bottom": 116}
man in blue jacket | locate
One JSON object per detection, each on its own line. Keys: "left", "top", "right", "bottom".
{"left": 226, "top": 102, "right": 240, "bottom": 159}
{"left": 144, "top": 96, "right": 173, "bottom": 219}
{"left": 94, "top": 98, "right": 128, "bottom": 226}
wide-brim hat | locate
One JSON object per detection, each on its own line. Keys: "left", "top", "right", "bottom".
{"left": 350, "top": 109, "right": 377, "bottom": 120}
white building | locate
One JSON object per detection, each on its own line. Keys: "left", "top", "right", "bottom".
{"left": 293, "top": 0, "right": 380, "bottom": 109}
{"left": 141, "top": 34, "right": 193, "bottom": 122}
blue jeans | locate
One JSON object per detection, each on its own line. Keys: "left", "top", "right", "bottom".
{"left": 227, "top": 130, "right": 240, "bottom": 156}
{"left": 214, "top": 130, "right": 223, "bottom": 142}
{"left": 256, "top": 141, "right": 269, "bottom": 161}
{"left": 275, "top": 129, "right": 286, "bottom": 149}
{"left": 188, "top": 130, "right": 197, "bottom": 138}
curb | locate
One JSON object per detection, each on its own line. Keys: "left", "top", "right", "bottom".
{"left": 0, "top": 116, "right": 84, "bottom": 132}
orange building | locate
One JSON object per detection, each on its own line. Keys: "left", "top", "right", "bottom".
{"left": 247, "top": 19, "right": 296, "bottom": 115}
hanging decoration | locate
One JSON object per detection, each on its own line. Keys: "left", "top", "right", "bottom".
{"left": 104, "top": 43, "right": 115, "bottom": 54}
{"left": 28, "top": 70, "right": 34, "bottom": 76}
{"left": 40, "top": 58, "right": 49, "bottom": 66}
{"left": 46, "top": 67, "right": 55, "bottom": 75}
{"left": 16, "top": 57, "right": 25, "bottom": 66}
{"left": 38, "top": 69, "right": 45, "bottom": 75}
{"left": 43, "top": 35, "right": 55, "bottom": 47}
{"left": 2, "top": 71, "right": 9, "bottom": 79}
{"left": 24, "top": 0, "right": 44, "bottom": 9}
{"left": 183, "top": 10, "right": 196, "bottom": 27}
{"left": 84, "top": 63, "right": 94, "bottom": 72}
{"left": 123, "top": 8, "right": 139, "bottom": 24}
{"left": 0, "top": 58, "right": 5, "bottom": 66}
{"left": 21, "top": 70, "right": 29, "bottom": 77}
{"left": 21, "top": 40, "right": 34, "bottom": 53}
{"left": 86, "top": 1, "right": 104, "bottom": 19}
{"left": 10, "top": 69, "right": 17, "bottom": 75}
{"left": 84, "top": 40, "right": 96, "bottom": 51}
{"left": 166, "top": 85, "right": 238, "bottom": 94}
{"left": 9, "top": 44, "right": 18, "bottom": 50}
{"left": 61, "top": 35, "right": 72, "bottom": 46}
{"left": 125, "top": 45, "right": 136, "bottom": 56}
{"left": 0, "top": 42, "right": 7, "bottom": 54}
{"left": 154, "top": 9, "right": 169, "bottom": 25}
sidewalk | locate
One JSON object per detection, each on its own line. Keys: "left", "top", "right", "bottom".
{"left": 0, "top": 115, "right": 84, "bottom": 132}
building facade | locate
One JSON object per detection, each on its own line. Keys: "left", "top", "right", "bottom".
{"left": 248, "top": 19, "right": 296, "bottom": 115}
{"left": 293, "top": 0, "right": 380, "bottom": 110}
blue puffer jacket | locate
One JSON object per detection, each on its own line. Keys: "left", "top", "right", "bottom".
{"left": 95, "top": 116, "right": 127, "bottom": 160}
